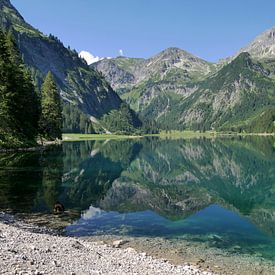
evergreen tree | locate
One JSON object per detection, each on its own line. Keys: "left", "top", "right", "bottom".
{"left": 39, "top": 72, "right": 62, "bottom": 140}
{"left": 0, "top": 29, "right": 39, "bottom": 147}
{"left": 5, "top": 30, "right": 21, "bottom": 64}
{"left": 62, "top": 103, "right": 95, "bottom": 133}
{"left": 0, "top": 30, "right": 12, "bottom": 140}
{"left": 5, "top": 31, "right": 39, "bottom": 140}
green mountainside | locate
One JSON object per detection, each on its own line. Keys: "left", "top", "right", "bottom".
{"left": 0, "top": 0, "right": 142, "bottom": 134}
{"left": 180, "top": 52, "right": 275, "bottom": 131}
{"left": 93, "top": 30, "right": 275, "bottom": 132}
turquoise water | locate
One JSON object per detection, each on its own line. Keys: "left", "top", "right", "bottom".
{"left": 0, "top": 136, "right": 275, "bottom": 260}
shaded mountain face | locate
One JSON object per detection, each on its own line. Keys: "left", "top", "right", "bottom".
{"left": 92, "top": 57, "right": 145, "bottom": 91}
{"left": 0, "top": 0, "right": 142, "bottom": 132}
{"left": 17, "top": 32, "right": 122, "bottom": 118}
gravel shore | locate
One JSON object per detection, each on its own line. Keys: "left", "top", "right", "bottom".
{"left": 0, "top": 220, "right": 212, "bottom": 275}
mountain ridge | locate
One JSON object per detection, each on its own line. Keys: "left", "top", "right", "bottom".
{"left": 93, "top": 28, "right": 275, "bottom": 132}
{"left": 0, "top": 0, "right": 142, "bottom": 134}
{"left": 237, "top": 26, "right": 275, "bottom": 60}
{"left": 92, "top": 47, "right": 215, "bottom": 92}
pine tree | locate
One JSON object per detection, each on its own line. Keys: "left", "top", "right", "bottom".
{"left": 0, "top": 29, "right": 11, "bottom": 138}
{"left": 0, "top": 29, "right": 39, "bottom": 147}
{"left": 39, "top": 72, "right": 62, "bottom": 140}
{"left": 5, "top": 30, "right": 21, "bottom": 64}
{"left": 6, "top": 31, "right": 39, "bottom": 139}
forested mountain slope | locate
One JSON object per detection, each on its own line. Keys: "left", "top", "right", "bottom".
{"left": 0, "top": 0, "right": 141, "bottom": 133}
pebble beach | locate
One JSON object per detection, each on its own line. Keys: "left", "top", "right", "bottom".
{"left": 0, "top": 216, "right": 212, "bottom": 275}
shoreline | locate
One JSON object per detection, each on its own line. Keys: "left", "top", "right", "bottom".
{"left": 63, "top": 132, "right": 275, "bottom": 142}
{"left": 0, "top": 140, "right": 61, "bottom": 154}
{"left": 83, "top": 235, "right": 275, "bottom": 275}
{"left": 1, "top": 212, "right": 275, "bottom": 275}
{"left": 0, "top": 213, "right": 212, "bottom": 275}
{"left": 1, "top": 132, "right": 274, "bottom": 151}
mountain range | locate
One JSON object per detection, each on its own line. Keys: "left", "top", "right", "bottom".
{"left": 1, "top": 0, "right": 275, "bottom": 133}
{"left": 93, "top": 27, "right": 275, "bottom": 132}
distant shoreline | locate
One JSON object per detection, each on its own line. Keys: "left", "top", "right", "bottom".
{"left": 62, "top": 133, "right": 143, "bottom": 141}
{"left": 1, "top": 132, "right": 274, "bottom": 151}
{"left": 62, "top": 131, "right": 275, "bottom": 141}
{"left": 0, "top": 145, "right": 45, "bottom": 153}
{"left": 0, "top": 140, "right": 61, "bottom": 153}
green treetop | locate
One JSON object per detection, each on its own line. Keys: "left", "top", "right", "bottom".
{"left": 39, "top": 72, "right": 62, "bottom": 140}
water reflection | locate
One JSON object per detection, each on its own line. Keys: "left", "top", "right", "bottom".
{"left": 0, "top": 136, "right": 275, "bottom": 259}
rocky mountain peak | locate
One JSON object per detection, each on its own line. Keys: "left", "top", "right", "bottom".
{"left": 158, "top": 47, "right": 188, "bottom": 56}
{"left": 0, "top": 0, "right": 31, "bottom": 31}
{"left": 0, "top": 0, "right": 22, "bottom": 18}
{"left": 152, "top": 47, "right": 206, "bottom": 64}
{"left": 0, "top": 0, "right": 12, "bottom": 7}
{"left": 238, "top": 26, "right": 275, "bottom": 59}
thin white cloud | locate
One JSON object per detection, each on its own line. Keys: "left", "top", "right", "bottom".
{"left": 119, "top": 49, "right": 124, "bottom": 56}
{"left": 79, "top": 50, "right": 103, "bottom": 65}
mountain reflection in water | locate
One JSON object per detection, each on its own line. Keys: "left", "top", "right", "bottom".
{"left": 0, "top": 136, "right": 275, "bottom": 259}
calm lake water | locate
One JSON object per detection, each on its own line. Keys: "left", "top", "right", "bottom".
{"left": 0, "top": 136, "right": 275, "bottom": 261}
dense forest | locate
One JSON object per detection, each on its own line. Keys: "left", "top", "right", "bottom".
{"left": 0, "top": 29, "right": 62, "bottom": 148}
{"left": 63, "top": 103, "right": 95, "bottom": 134}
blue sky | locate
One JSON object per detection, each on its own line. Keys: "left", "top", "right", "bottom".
{"left": 11, "top": 0, "right": 275, "bottom": 62}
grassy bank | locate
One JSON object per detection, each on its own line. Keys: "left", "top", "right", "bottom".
{"left": 147, "top": 130, "right": 218, "bottom": 139}
{"left": 148, "top": 130, "right": 275, "bottom": 138}
{"left": 62, "top": 133, "right": 143, "bottom": 141}
{"left": 63, "top": 131, "right": 218, "bottom": 141}
{"left": 62, "top": 131, "right": 275, "bottom": 142}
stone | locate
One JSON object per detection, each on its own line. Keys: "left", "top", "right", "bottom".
{"left": 30, "top": 245, "right": 37, "bottom": 251}
{"left": 52, "top": 260, "right": 60, "bottom": 267}
{"left": 112, "top": 240, "right": 128, "bottom": 248}
{"left": 72, "top": 241, "right": 84, "bottom": 250}
{"left": 125, "top": 247, "right": 136, "bottom": 253}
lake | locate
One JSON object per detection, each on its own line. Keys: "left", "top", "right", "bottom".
{"left": 0, "top": 136, "right": 275, "bottom": 264}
